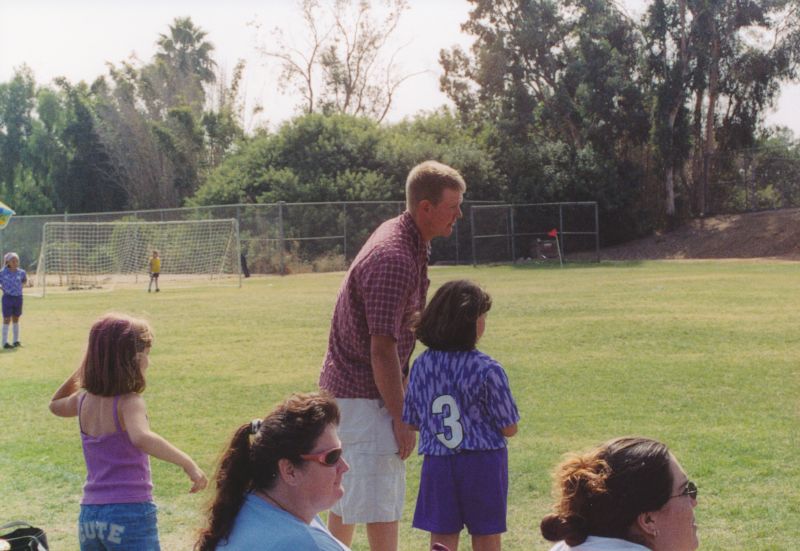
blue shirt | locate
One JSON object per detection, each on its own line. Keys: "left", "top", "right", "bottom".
{"left": 217, "top": 493, "right": 350, "bottom": 551}
{"left": 403, "top": 349, "right": 520, "bottom": 456}
{"left": 0, "top": 267, "right": 26, "bottom": 296}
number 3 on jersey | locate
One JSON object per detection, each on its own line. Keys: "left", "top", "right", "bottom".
{"left": 432, "top": 394, "right": 464, "bottom": 449}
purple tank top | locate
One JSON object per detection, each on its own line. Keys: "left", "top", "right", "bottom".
{"left": 79, "top": 393, "right": 153, "bottom": 505}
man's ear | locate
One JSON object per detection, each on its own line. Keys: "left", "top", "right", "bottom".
{"left": 418, "top": 199, "right": 434, "bottom": 214}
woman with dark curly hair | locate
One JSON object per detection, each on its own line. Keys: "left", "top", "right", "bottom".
{"left": 196, "top": 392, "right": 350, "bottom": 551}
{"left": 540, "top": 437, "right": 698, "bottom": 551}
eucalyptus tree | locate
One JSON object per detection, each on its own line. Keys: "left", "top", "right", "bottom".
{"left": 439, "top": 0, "right": 652, "bottom": 239}
{"left": 643, "top": 0, "right": 800, "bottom": 217}
{"left": 642, "top": 0, "right": 691, "bottom": 218}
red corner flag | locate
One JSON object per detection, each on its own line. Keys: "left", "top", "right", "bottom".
{"left": 548, "top": 228, "right": 558, "bottom": 237}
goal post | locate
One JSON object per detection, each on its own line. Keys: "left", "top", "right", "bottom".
{"left": 36, "top": 219, "right": 242, "bottom": 295}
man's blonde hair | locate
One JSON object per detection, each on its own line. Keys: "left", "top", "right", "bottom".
{"left": 405, "top": 161, "right": 466, "bottom": 213}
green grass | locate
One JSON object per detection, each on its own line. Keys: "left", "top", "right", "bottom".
{"left": 2, "top": 261, "right": 799, "bottom": 550}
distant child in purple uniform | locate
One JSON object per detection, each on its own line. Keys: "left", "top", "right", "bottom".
{"left": 402, "top": 280, "right": 520, "bottom": 551}
{"left": 49, "top": 313, "right": 207, "bottom": 550}
{"left": 1, "top": 252, "right": 27, "bottom": 349}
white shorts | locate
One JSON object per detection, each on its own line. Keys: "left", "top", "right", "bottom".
{"left": 330, "top": 398, "right": 405, "bottom": 524}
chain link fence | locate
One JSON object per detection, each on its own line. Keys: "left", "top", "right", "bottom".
{"left": 1, "top": 200, "right": 598, "bottom": 275}
{"left": 470, "top": 202, "right": 599, "bottom": 264}
{"left": 687, "top": 147, "right": 800, "bottom": 216}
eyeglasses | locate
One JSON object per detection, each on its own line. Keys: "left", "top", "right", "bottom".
{"left": 670, "top": 481, "right": 698, "bottom": 500}
{"left": 300, "top": 447, "right": 343, "bottom": 467}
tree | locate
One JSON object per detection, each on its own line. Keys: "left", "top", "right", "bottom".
{"left": 0, "top": 17, "right": 244, "bottom": 214}
{"left": 0, "top": 66, "right": 36, "bottom": 193}
{"left": 91, "top": 17, "right": 236, "bottom": 207}
{"left": 56, "top": 79, "right": 127, "bottom": 213}
{"left": 439, "top": 0, "right": 653, "bottom": 240}
{"left": 257, "top": 0, "right": 423, "bottom": 122}
{"left": 641, "top": 0, "right": 800, "bottom": 218}
{"left": 643, "top": 0, "right": 692, "bottom": 219}
{"left": 190, "top": 110, "right": 497, "bottom": 206}
{"left": 0, "top": 67, "right": 65, "bottom": 214}
{"left": 150, "top": 16, "right": 217, "bottom": 116}
{"left": 204, "top": 60, "right": 247, "bottom": 169}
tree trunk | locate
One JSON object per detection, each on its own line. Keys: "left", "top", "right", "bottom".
{"left": 692, "top": 87, "right": 705, "bottom": 215}
{"left": 664, "top": 0, "right": 688, "bottom": 218}
{"left": 704, "top": 33, "right": 720, "bottom": 190}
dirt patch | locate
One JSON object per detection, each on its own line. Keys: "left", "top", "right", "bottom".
{"left": 598, "top": 207, "right": 800, "bottom": 261}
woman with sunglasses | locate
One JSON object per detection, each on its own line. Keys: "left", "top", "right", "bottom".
{"left": 540, "top": 437, "right": 699, "bottom": 551}
{"left": 196, "top": 392, "right": 350, "bottom": 551}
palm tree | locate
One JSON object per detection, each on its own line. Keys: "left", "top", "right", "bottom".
{"left": 150, "top": 17, "right": 217, "bottom": 115}
{"left": 156, "top": 17, "right": 216, "bottom": 84}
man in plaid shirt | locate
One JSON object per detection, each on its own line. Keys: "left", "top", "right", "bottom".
{"left": 320, "top": 161, "right": 466, "bottom": 551}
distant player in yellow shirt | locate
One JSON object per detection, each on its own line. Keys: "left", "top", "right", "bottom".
{"left": 148, "top": 250, "right": 161, "bottom": 293}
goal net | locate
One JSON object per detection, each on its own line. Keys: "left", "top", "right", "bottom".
{"left": 35, "top": 219, "right": 241, "bottom": 294}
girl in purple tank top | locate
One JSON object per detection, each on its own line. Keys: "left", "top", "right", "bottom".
{"left": 50, "top": 313, "right": 208, "bottom": 550}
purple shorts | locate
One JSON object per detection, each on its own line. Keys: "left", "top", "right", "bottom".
{"left": 2, "top": 294, "right": 22, "bottom": 318}
{"left": 412, "top": 447, "right": 508, "bottom": 536}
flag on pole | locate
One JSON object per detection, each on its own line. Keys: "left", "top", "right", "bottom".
{"left": 547, "top": 228, "right": 563, "bottom": 267}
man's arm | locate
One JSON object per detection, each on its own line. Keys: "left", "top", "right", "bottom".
{"left": 371, "top": 334, "right": 416, "bottom": 460}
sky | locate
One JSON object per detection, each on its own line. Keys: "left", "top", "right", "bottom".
{"left": 1, "top": 0, "right": 799, "bottom": 135}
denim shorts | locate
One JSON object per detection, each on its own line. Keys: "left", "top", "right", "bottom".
{"left": 78, "top": 502, "right": 160, "bottom": 551}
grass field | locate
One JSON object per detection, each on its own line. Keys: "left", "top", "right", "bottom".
{"left": 2, "top": 261, "right": 799, "bottom": 550}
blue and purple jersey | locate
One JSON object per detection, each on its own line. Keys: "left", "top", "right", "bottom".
{"left": 403, "top": 349, "right": 520, "bottom": 456}
{"left": 0, "top": 267, "right": 26, "bottom": 296}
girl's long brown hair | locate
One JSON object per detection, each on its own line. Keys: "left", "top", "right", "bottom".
{"left": 195, "top": 392, "right": 339, "bottom": 551}
{"left": 540, "top": 437, "right": 673, "bottom": 546}
{"left": 81, "top": 313, "right": 153, "bottom": 396}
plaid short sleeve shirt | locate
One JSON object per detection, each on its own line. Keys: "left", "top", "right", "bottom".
{"left": 320, "top": 212, "right": 430, "bottom": 398}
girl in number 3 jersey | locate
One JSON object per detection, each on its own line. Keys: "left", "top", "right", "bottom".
{"left": 402, "top": 280, "right": 520, "bottom": 551}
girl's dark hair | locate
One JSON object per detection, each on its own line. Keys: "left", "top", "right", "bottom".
{"left": 540, "top": 437, "right": 673, "bottom": 546}
{"left": 81, "top": 313, "right": 153, "bottom": 396}
{"left": 195, "top": 392, "right": 340, "bottom": 551}
{"left": 414, "top": 280, "right": 492, "bottom": 351}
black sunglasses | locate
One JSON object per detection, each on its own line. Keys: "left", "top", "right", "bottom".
{"left": 300, "top": 447, "right": 343, "bottom": 467}
{"left": 670, "top": 480, "right": 698, "bottom": 500}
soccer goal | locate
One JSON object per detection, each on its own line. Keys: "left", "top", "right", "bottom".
{"left": 35, "top": 219, "right": 241, "bottom": 295}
